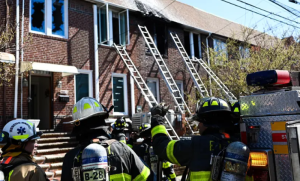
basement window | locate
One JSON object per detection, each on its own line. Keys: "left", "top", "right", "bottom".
{"left": 30, "top": 0, "right": 68, "bottom": 38}
{"left": 98, "top": 4, "right": 129, "bottom": 46}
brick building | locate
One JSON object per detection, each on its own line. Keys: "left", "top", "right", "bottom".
{"left": 0, "top": 0, "right": 258, "bottom": 131}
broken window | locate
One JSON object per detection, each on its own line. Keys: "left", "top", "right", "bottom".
{"left": 31, "top": 0, "right": 45, "bottom": 33}
{"left": 193, "top": 34, "right": 200, "bottom": 59}
{"left": 184, "top": 31, "right": 201, "bottom": 59}
{"left": 184, "top": 31, "right": 191, "bottom": 57}
{"left": 30, "top": 0, "right": 68, "bottom": 38}
{"left": 97, "top": 5, "right": 129, "bottom": 46}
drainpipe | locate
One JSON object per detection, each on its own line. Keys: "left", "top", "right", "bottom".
{"left": 206, "top": 33, "right": 212, "bottom": 96}
{"left": 93, "top": 5, "right": 99, "bottom": 101}
{"left": 20, "top": 0, "right": 24, "bottom": 118}
{"left": 14, "top": 0, "right": 20, "bottom": 118}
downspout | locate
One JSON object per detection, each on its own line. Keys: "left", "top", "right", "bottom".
{"left": 93, "top": 5, "right": 100, "bottom": 101}
{"left": 206, "top": 33, "right": 212, "bottom": 96}
{"left": 20, "top": 0, "right": 24, "bottom": 118}
{"left": 14, "top": 0, "right": 20, "bottom": 118}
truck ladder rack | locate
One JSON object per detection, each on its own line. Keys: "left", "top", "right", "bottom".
{"left": 113, "top": 43, "right": 180, "bottom": 140}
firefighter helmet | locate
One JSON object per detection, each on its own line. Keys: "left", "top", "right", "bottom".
{"left": 2, "top": 119, "right": 42, "bottom": 144}
{"left": 196, "top": 97, "right": 234, "bottom": 127}
{"left": 112, "top": 117, "right": 128, "bottom": 131}
{"left": 139, "top": 123, "right": 151, "bottom": 137}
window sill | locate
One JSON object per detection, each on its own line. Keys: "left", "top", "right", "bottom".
{"left": 29, "top": 32, "right": 68, "bottom": 41}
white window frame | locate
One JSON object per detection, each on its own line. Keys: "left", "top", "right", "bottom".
{"left": 147, "top": 78, "right": 160, "bottom": 103}
{"left": 98, "top": 4, "right": 130, "bottom": 46}
{"left": 187, "top": 31, "right": 201, "bottom": 59}
{"left": 112, "top": 73, "right": 128, "bottom": 116}
{"left": 29, "top": 0, "right": 68, "bottom": 39}
{"left": 213, "top": 38, "right": 228, "bottom": 65}
{"left": 175, "top": 80, "right": 184, "bottom": 96}
{"left": 74, "top": 70, "right": 93, "bottom": 104}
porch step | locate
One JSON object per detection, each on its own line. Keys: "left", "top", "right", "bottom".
{"left": 36, "top": 141, "right": 78, "bottom": 148}
{"left": 41, "top": 132, "right": 72, "bottom": 138}
{"left": 38, "top": 137, "right": 76, "bottom": 142}
{"left": 36, "top": 147, "right": 74, "bottom": 154}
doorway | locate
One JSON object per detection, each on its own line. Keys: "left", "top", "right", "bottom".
{"left": 29, "top": 76, "right": 52, "bottom": 130}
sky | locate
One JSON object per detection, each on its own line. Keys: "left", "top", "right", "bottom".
{"left": 177, "top": 0, "right": 300, "bottom": 38}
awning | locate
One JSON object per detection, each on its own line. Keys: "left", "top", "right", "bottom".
{"left": 0, "top": 52, "right": 15, "bottom": 63}
{"left": 20, "top": 62, "right": 79, "bottom": 76}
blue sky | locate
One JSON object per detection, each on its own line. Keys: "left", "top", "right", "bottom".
{"left": 177, "top": 0, "right": 300, "bottom": 38}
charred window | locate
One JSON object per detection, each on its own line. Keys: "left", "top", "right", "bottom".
{"left": 193, "top": 34, "right": 200, "bottom": 58}
{"left": 156, "top": 22, "right": 168, "bottom": 56}
{"left": 184, "top": 31, "right": 190, "bottom": 57}
{"left": 31, "top": 0, "right": 45, "bottom": 33}
{"left": 30, "top": 0, "right": 67, "bottom": 38}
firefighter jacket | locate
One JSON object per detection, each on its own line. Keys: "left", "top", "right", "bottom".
{"left": 111, "top": 130, "right": 127, "bottom": 144}
{"left": 151, "top": 115, "right": 232, "bottom": 181}
{"left": 1, "top": 152, "right": 48, "bottom": 181}
{"left": 133, "top": 138, "right": 176, "bottom": 181}
{"left": 61, "top": 135, "right": 151, "bottom": 181}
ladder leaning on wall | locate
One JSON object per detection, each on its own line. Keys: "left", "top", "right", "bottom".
{"left": 113, "top": 43, "right": 180, "bottom": 140}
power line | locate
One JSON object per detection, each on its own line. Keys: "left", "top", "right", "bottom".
{"left": 236, "top": 0, "right": 300, "bottom": 25}
{"left": 268, "top": 0, "right": 300, "bottom": 18}
{"left": 220, "top": 0, "right": 300, "bottom": 29}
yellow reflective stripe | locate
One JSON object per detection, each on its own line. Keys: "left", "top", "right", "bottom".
{"left": 163, "top": 162, "right": 171, "bottom": 168}
{"left": 189, "top": 171, "right": 210, "bottom": 181}
{"left": 83, "top": 103, "right": 91, "bottom": 110}
{"left": 133, "top": 166, "right": 150, "bottom": 181}
{"left": 8, "top": 170, "right": 13, "bottom": 181}
{"left": 127, "top": 144, "right": 133, "bottom": 148}
{"left": 170, "top": 172, "right": 176, "bottom": 179}
{"left": 166, "top": 141, "right": 180, "bottom": 166}
{"left": 94, "top": 102, "right": 100, "bottom": 107}
{"left": 245, "top": 175, "right": 254, "bottom": 181}
{"left": 234, "top": 107, "right": 239, "bottom": 112}
{"left": 119, "top": 140, "right": 126, "bottom": 144}
{"left": 73, "top": 106, "right": 77, "bottom": 113}
{"left": 211, "top": 101, "right": 218, "bottom": 106}
{"left": 110, "top": 173, "right": 131, "bottom": 181}
{"left": 151, "top": 125, "right": 168, "bottom": 138}
{"left": 202, "top": 102, "right": 208, "bottom": 107}
{"left": 26, "top": 121, "right": 33, "bottom": 126}
{"left": 107, "top": 146, "right": 111, "bottom": 155}
{"left": 12, "top": 134, "right": 29, "bottom": 140}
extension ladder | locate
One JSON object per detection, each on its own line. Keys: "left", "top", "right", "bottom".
{"left": 113, "top": 43, "right": 180, "bottom": 140}
{"left": 170, "top": 32, "right": 209, "bottom": 98}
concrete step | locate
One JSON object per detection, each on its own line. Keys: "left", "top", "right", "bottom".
{"left": 36, "top": 147, "right": 74, "bottom": 154}
{"left": 41, "top": 132, "right": 71, "bottom": 138}
{"left": 34, "top": 153, "right": 66, "bottom": 163}
{"left": 36, "top": 141, "right": 78, "bottom": 148}
{"left": 38, "top": 162, "right": 63, "bottom": 170}
{"left": 38, "top": 137, "right": 76, "bottom": 143}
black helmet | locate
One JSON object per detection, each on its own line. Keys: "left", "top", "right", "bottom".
{"left": 196, "top": 97, "right": 234, "bottom": 128}
{"left": 139, "top": 123, "right": 151, "bottom": 137}
{"left": 113, "top": 117, "right": 128, "bottom": 131}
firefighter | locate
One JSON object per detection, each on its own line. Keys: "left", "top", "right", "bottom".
{"left": 61, "top": 97, "right": 151, "bottom": 181}
{"left": 111, "top": 117, "right": 128, "bottom": 144}
{"left": 0, "top": 119, "right": 48, "bottom": 181}
{"left": 150, "top": 97, "right": 237, "bottom": 180}
{"left": 133, "top": 123, "right": 176, "bottom": 181}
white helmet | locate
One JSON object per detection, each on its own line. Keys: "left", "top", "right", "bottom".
{"left": 67, "top": 97, "right": 107, "bottom": 124}
{"left": 2, "top": 119, "right": 41, "bottom": 143}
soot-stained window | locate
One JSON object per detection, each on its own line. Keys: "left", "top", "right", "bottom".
{"left": 31, "top": 0, "right": 45, "bottom": 33}
{"left": 30, "top": 0, "right": 67, "bottom": 38}
{"left": 52, "top": 0, "right": 65, "bottom": 36}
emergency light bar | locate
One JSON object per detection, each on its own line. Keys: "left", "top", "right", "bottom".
{"left": 247, "top": 70, "right": 291, "bottom": 86}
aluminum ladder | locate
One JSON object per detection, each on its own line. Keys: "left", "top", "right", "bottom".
{"left": 170, "top": 32, "right": 210, "bottom": 98}
{"left": 194, "top": 58, "right": 237, "bottom": 101}
{"left": 138, "top": 25, "right": 192, "bottom": 115}
{"left": 113, "top": 43, "right": 180, "bottom": 140}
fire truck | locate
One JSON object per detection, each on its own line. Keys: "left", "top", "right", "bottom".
{"left": 239, "top": 70, "right": 300, "bottom": 181}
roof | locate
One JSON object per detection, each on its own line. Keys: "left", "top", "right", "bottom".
{"left": 92, "top": 0, "right": 275, "bottom": 45}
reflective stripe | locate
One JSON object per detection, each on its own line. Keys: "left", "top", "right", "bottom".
{"left": 151, "top": 125, "right": 168, "bottom": 138}
{"left": 133, "top": 166, "right": 150, "bottom": 181}
{"left": 26, "top": 121, "right": 33, "bottom": 126}
{"left": 73, "top": 106, "right": 77, "bottom": 113}
{"left": 8, "top": 170, "right": 13, "bottom": 181}
{"left": 127, "top": 144, "right": 133, "bottom": 149}
{"left": 94, "top": 102, "right": 100, "bottom": 107}
{"left": 119, "top": 140, "right": 126, "bottom": 144}
{"left": 12, "top": 134, "right": 29, "bottom": 140}
{"left": 108, "top": 146, "right": 111, "bottom": 155}
{"left": 83, "top": 103, "right": 91, "bottom": 110}
{"left": 202, "top": 102, "right": 208, "bottom": 107}
{"left": 189, "top": 171, "right": 211, "bottom": 181}
{"left": 211, "top": 101, "right": 218, "bottom": 106}
{"left": 169, "top": 172, "right": 176, "bottom": 179}
{"left": 245, "top": 175, "right": 254, "bottom": 181}
{"left": 5, "top": 157, "right": 12, "bottom": 164}
{"left": 234, "top": 107, "right": 239, "bottom": 112}
{"left": 163, "top": 162, "right": 171, "bottom": 168}
{"left": 110, "top": 173, "right": 131, "bottom": 181}
{"left": 166, "top": 141, "right": 180, "bottom": 166}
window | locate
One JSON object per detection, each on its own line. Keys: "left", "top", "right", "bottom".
{"left": 213, "top": 38, "right": 228, "bottom": 65}
{"left": 184, "top": 31, "right": 201, "bottom": 59}
{"left": 239, "top": 46, "right": 250, "bottom": 59}
{"left": 175, "top": 80, "right": 184, "bottom": 96}
{"left": 74, "top": 70, "right": 93, "bottom": 103}
{"left": 98, "top": 4, "right": 129, "bottom": 46}
{"left": 147, "top": 78, "right": 160, "bottom": 102}
{"left": 145, "top": 21, "right": 168, "bottom": 56}
{"left": 112, "top": 73, "right": 128, "bottom": 115}
{"left": 30, "top": 0, "right": 68, "bottom": 38}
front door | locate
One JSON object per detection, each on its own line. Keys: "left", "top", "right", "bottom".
{"left": 29, "top": 76, "right": 52, "bottom": 130}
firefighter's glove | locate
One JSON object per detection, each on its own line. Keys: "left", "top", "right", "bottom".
{"left": 150, "top": 104, "right": 169, "bottom": 117}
